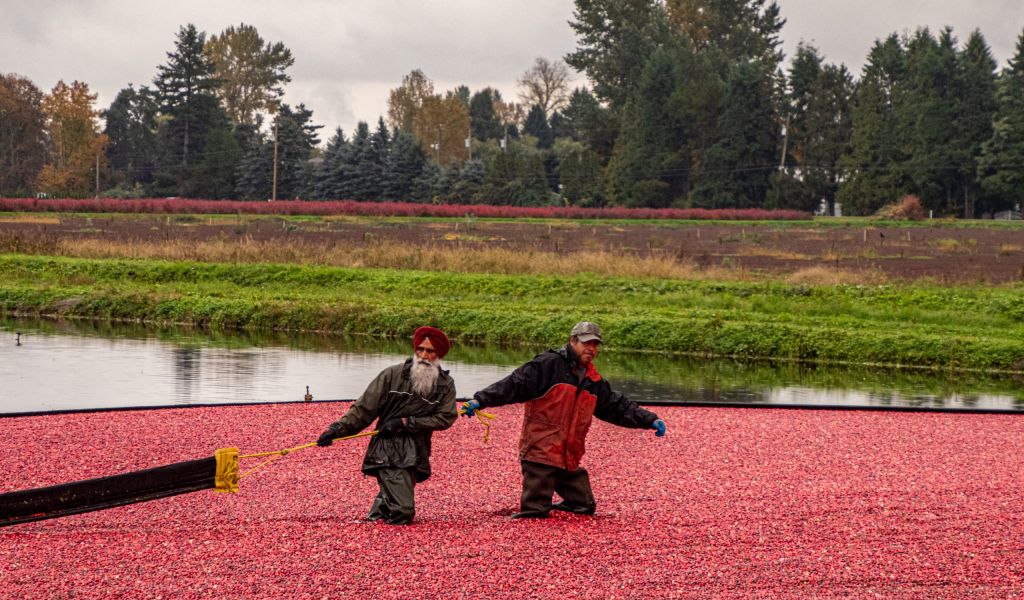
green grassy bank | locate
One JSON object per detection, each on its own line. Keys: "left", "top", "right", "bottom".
{"left": 2, "top": 254, "right": 1023, "bottom": 372}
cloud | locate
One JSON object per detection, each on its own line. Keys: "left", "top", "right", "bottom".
{"left": 778, "top": 0, "right": 1024, "bottom": 71}
{"left": 2, "top": 0, "right": 1021, "bottom": 138}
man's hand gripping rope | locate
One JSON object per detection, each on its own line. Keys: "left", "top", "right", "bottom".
{"left": 459, "top": 399, "right": 496, "bottom": 443}
{"left": 217, "top": 401, "right": 498, "bottom": 493}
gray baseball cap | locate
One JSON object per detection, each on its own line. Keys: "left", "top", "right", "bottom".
{"left": 571, "top": 321, "right": 603, "bottom": 343}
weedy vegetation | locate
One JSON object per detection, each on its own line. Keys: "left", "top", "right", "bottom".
{"left": 2, "top": 254, "right": 1023, "bottom": 372}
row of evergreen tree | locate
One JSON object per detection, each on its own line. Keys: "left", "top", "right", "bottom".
{"left": 564, "top": 1, "right": 1024, "bottom": 217}
{"left": 3, "top": 1, "right": 1024, "bottom": 216}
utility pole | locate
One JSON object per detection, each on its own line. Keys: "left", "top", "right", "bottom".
{"left": 778, "top": 118, "right": 789, "bottom": 171}
{"left": 0, "top": 108, "right": 7, "bottom": 172}
{"left": 271, "top": 116, "right": 279, "bottom": 202}
{"left": 57, "top": 121, "right": 64, "bottom": 169}
{"left": 95, "top": 152, "right": 100, "bottom": 198}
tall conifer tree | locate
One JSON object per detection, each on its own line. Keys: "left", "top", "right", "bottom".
{"left": 522, "top": 104, "right": 554, "bottom": 149}
{"left": 798, "top": 63, "right": 854, "bottom": 214}
{"left": 900, "top": 28, "right": 959, "bottom": 213}
{"left": 383, "top": 128, "right": 427, "bottom": 201}
{"left": 469, "top": 88, "right": 504, "bottom": 141}
{"left": 103, "top": 85, "right": 159, "bottom": 190}
{"left": 954, "top": 30, "right": 999, "bottom": 216}
{"left": 566, "top": 0, "right": 673, "bottom": 112}
{"left": 978, "top": 29, "right": 1024, "bottom": 214}
{"left": 691, "top": 60, "right": 778, "bottom": 208}
{"left": 838, "top": 35, "right": 909, "bottom": 215}
{"left": 312, "top": 128, "right": 349, "bottom": 199}
{"left": 154, "top": 25, "right": 220, "bottom": 168}
{"left": 605, "top": 46, "right": 694, "bottom": 207}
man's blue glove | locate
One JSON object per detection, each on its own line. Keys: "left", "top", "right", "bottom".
{"left": 651, "top": 419, "right": 666, "bottom": 437}
{"left": 462, "top": 399, "right": 481, "bottom": 417}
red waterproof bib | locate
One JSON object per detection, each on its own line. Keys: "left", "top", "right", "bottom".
{"left": 518, "top": 363, "right": 602, "bottom": 471}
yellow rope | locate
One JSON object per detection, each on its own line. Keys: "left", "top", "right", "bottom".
{"left": 217, "top": 407, "right": 498, "bottom": 492}
{"left": 238, "top": 431, "right": 377, "bottom": 480}
{"left": 459, "top": 407, "right": 497, "bottom": 443}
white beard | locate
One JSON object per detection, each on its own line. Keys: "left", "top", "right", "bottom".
{"left": 410, "top": 355, "right": 440, "bottom": 397}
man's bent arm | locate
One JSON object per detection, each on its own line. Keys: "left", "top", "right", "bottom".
{"left": 329, "top": 368, "right": 391, "bottom": 436}
{"left": 407, "top": 386, "right": 458, "bottom": 432}
{"left": 473, "top": 359, "right": 544, "bottom": 408}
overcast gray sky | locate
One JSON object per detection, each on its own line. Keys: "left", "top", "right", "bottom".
{"left": 3, "top": 0, "right": 1022, "bottom": 139}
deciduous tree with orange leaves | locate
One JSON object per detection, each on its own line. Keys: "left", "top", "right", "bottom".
{"left": 0, "top": 73, "right": 47, "bottom": 196}
{"left": 387, "top": 70, "right": 469, "bottom": 167}
{"left": 204, "top": 23, "right": 293, "bottom": 126}
{"left": 36, "top": 80, "right": 108, "bottom": 198}
{"left": 414, "top": 93, "right": 469, "bottom": 167}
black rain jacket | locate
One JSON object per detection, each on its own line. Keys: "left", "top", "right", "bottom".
{"left": 327, "top": 359, "right": 457, "bottom": 482}
{"left": 473, "top": 344, "right": 658, "bottom": 470}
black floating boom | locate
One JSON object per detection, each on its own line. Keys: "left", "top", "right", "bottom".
{"left": 0, "top": 456, "right": 216, "bottom": 527}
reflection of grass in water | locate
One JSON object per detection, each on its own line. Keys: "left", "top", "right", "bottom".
{"left": 6, "top": 317, "right": 1022, "bottom": 404}
{"left": 1, "top": 316, "right": 543, "bottom": 365}
{"left": 599, "top": 349, "right": 1024, "bottom": 401}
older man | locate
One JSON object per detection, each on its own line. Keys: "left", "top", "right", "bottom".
{"left": 317, "top": 326, "right": 457, "bottom": 525}
{"left": 464, "top": 321, "right": 666, "bottom": 518}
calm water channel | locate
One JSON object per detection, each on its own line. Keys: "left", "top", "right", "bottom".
{"left": 2, "top": 318, "right": 1022, "bottom": 414}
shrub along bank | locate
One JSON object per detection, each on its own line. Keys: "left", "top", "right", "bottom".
{"left": 2, "top": 255, "right": 1023, "bottom": 372}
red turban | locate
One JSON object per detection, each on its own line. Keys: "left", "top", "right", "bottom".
{"left": 413, "top": 326, "right": 451, "bottom": 359}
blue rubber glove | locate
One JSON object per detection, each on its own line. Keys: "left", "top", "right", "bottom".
{"left": 651, "top": 419, "right": 666, "bottom": 437}
{"left": 462, "top": 399, "right": 481, "bottom": 417}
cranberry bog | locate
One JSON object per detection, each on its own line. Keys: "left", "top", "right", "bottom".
{"left": 1, "top": 402, "right": 1021, "bottom": 598}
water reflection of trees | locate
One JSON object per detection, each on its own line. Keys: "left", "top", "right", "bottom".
{"left": 601, "top": 351, "right": 1024, "bottom": 407}
{"left": 172, "top": 347, "right": 201, "bottom": 404}
{"left": 5, "top": 317, "right": 1023, "bottom": 409}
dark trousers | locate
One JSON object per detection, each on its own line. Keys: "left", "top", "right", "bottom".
{"left": 518, "top": 460, "right": 597, "bottom": 518}
{"left": 367, "top": 467, "right": 416, "bottom": 524}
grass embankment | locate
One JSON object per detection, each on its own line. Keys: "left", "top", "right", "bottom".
{"left": 2, "top": 254, "right": 1023, "bottom": 372}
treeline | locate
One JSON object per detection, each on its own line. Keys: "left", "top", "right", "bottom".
{"left": 565, "top": 1, "right": 1024, "bottom": 217}
{"left": 2, "top": 1, "right": 1024, "bottom": 217}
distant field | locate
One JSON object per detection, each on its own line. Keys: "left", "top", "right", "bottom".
{"left": 2, "top": 211, "right": 1024, "bottom": 283}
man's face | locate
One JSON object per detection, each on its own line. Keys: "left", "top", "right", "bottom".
{"left": 570, "top": 337, "right": 601, "bottom": 366}
{"left": 415, "top": 338, "right": 438, "bottom": 364}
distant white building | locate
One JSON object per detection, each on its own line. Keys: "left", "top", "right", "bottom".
{"left": 815, "top": 199, "right": 842, "bottom": 217}
{"left": 994, "top": 202, "right": 1022, "bottom": 220}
